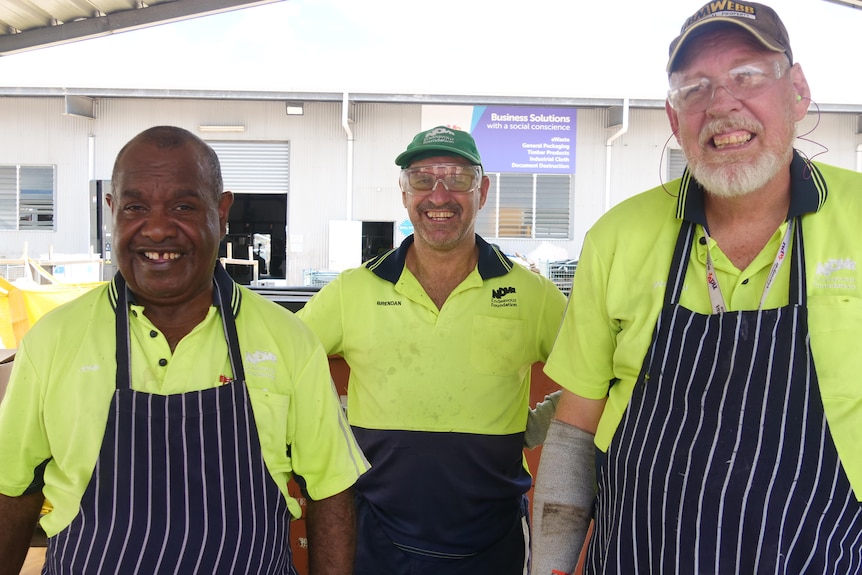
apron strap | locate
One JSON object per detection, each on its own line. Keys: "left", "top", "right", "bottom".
{"left": 665, "top": 220, "right": 697, "bottom": 306}
{"left": 789, "top": 217, "right": 806, "bottom": 306}
{"left": 112, "top": 273, "right": 132, "bottom": 390}
{"left": 213, "top": 262, "right": 246, "bottom": 382}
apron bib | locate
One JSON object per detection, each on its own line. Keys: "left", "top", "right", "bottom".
{"left": 44, "top": 265, "right": 296, "bottom": 575}
{"left": 586, "top": 220, "right": 862, "bottom": 574}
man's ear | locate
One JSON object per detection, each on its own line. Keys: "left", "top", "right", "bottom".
{"left": 218, "top": 191, "right": 234, "bottom": 234}
{"left": 665, "top": 100, "right": 681, "bottom": 143}
{"left": 477, "top": 175, "right": 490, "bottom": 210}
{"left": 790, "top": 63, "right": 811, "bottom": 121}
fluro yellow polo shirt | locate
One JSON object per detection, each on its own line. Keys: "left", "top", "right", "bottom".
{"left": 0, "top": 280, "right": 369, "bottom": 536}
{"left": 297, "top": 234, "right": 568, "bottom": 554}
{"left": 544, "top": 151, "right": 862, "bottom": 500}
{"left": 298, "top": 235, "right": 567, "bottom": 436}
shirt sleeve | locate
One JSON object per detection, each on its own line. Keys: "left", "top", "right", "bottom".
{"left": 287, "top": 339, "right": 369, "bottom": 501}
{"left": 544, "top": 231, "right": 617, "bottom": 401}
{"left": 537, "top": 278, "right": 568, "bottom": 361}
{"left": 295, "top": 277, "right": 345, "bottom": 356}
{"left": 0, "top": 344, "right": 51, "bottom": 496}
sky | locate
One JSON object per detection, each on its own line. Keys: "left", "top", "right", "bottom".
{"left": 0, "top": 0, "right": 861, "bottom": 105}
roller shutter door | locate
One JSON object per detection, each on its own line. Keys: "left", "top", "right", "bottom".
{"left": 208, "top": 141, "right": 289, "bottom": 195}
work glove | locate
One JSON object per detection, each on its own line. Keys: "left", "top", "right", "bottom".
{"left": 524, "top": 389, "right": 562, "bottom": 448}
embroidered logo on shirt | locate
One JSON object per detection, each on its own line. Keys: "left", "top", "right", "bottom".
{"left": 816, "top": 258, "right": 856, "bottom": 276}
{"left": 245, "top": 350, "right": 277, "bottom": 365}
{"left": 491, "top": 286, "right": 518, "bottom": 308}
{"left": 376, "top": 300, "right": 402, "bottom": 306}
{"left": 244, "top": 350, "right": 277, "bottom": 381}
{"left": 814, "top": 258, "right": 857, "bottom": 290}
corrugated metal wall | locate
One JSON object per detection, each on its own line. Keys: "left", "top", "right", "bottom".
{"left": 351, "top": 103, "right": 420, "bottom": 223}
{"left": 1, "top": 96, "right": 859, "bottom": 283}
{"left": 0, "top": 98, "right": 92, "bottom": 260}
{"left": 90, "top": 98, "right": 346, "bottom": 283}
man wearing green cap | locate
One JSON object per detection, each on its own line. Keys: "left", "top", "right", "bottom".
{"left": 532, "top": 2, "right": 862, "bottom": 574}
{"left": 298, "top": 126, "right": 567, "bottom": 573}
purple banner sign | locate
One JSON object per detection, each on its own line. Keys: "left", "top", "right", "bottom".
{"left": 470, "top": 106, "right": 576, "bottom": 174}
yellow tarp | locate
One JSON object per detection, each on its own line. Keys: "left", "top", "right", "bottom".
{"left": 0, "top": 278, "right": 104, "bottom": 348}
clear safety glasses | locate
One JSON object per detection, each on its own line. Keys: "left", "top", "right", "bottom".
{"left": 667, "top": 59, "right": 789, "bottom": 113}
{"left": 400, "top": 164, "right": 481, "bottom": 195}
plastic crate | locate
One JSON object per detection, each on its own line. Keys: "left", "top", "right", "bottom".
{"left": 548, "top": 259, "right": 578, "bottom": 296}
{"left": 302, "top": 270, "right": 340, "bottom": 287}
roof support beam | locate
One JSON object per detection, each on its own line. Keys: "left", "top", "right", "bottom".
{"left": 0, "top": 0, "right": 283, "bottom": 56}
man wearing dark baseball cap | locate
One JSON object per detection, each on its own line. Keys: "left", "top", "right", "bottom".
{"left": 667, "top": 1, "right": 793, "bottom": 72}
{"left": 298, "top": 125, "right": 567, "bottom": 573}
{"left": 533, "top": 2, "right": 862, "bottom": 574}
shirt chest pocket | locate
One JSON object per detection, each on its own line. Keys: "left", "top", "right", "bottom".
{"left": 808, "top": 295, "right": 862, "bottom": 400}
{"left": 807, "top": 294, "right": 862, "bottom": 500}
{"left": 245, "top": 387, "right": 294, "bottom": 471}
{"left": 470, "top": 316, "right": 528, "bottom": 376}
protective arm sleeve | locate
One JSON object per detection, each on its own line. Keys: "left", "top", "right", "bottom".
{"left": 531, "top": 419, "right": 596, "bottom": 575}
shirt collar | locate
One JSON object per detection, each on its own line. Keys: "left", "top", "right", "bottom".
{"left": 676, "top": 149, "right": 827, "bottom": 226}
{"left": 365, "top": 234, "right": 515, "bottom": 285}
{"left": 108, "top": 262, "right": 240, "bottom": 319}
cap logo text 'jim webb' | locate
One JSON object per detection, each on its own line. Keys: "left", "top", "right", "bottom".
{"left": 666, "top": 1, "right": 791, "bottom": 72}
{"left": 684, "top": 1, "right": 756, "bottom": 29}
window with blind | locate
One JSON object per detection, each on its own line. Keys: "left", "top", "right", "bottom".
{"left": 207, "top": 141, "right": 290, "bottom": 193}
{"left": 476, "top": 172, "right": 571, "bottom": 239}
{"left": 667, "top": 149, "right": 687, "bottom": 181}
{"left": 0, "top": 165, "right": 55, "bottom": 231}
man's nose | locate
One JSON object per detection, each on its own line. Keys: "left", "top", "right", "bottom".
{"left": 706, "top": 83, "right": 742, "bottom": 112}
{"left": 427, "top": 178, "right": 456, "bottom": 200}
{"left": 141, "top": 210, "right": 177, "bottom": 240}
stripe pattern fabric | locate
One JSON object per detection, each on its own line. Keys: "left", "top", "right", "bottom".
{"left": 585, "top": 220, "right": 862, "bottom": 574}
{"left": 44, "top": 265, "right": 296, "bottom": 574}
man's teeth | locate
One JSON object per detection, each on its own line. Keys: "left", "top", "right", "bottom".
{"left": 144, "top": 252, "right": 180, "bottom": 260}
{"left": 713, "top": 133, "right": 752, "bottom": 148}
{"left": 427, "top": 211, "right": 454, "bottom": 218}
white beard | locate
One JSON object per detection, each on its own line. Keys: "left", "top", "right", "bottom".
{"left": 688, "top": 146, "right": 790, "bottom": 198}
{"left": 683, "top": 114, "right": 795, "bottom": 199}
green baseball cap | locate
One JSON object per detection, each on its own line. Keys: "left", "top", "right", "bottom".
{"left": 395, "top": 126, "right": 483, "bottom": 168}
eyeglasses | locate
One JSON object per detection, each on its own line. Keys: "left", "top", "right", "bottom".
{"left": 667, "top": 59, "right": 789, "bottom": 113}
{"left": 400, "top": 164, "right": 481, "bottom": 195}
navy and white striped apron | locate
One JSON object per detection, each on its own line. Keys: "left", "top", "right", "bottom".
{"left": 44, "top": 265, "right": 296, "bottom": 575}
{"left": 586, "top": 219, "right": 862, "bottom": 574}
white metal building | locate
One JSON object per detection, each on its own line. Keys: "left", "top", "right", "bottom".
{"left": 1, "top": 88, "right": 861, "bottom": 285}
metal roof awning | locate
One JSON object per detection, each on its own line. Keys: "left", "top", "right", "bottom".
{"left": 823, "top": 0, "right": 862, "bottom": 8}
{"left": 0, "top": 0, "right": 284, "bottom": 56}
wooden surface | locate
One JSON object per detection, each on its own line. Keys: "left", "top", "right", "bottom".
{"left": 20, "top": 547, "right": 45, "bottom": 575}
